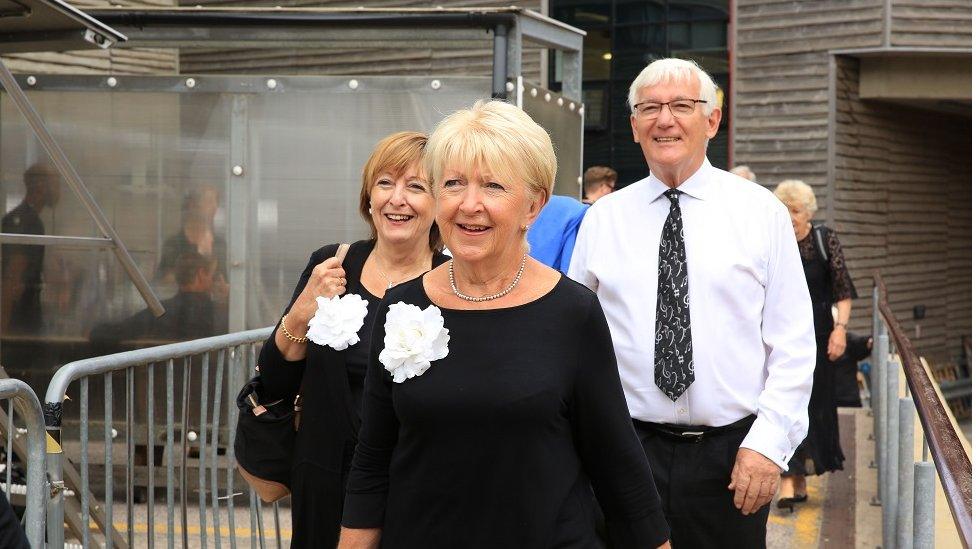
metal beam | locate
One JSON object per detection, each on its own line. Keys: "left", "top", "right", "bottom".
{"left": 0, "top": 234, "right": 114, "bottom": 248}
{"left": 89, "top": 26, "right": 491, "bottom": 49}
{"left": 518, "top": 10, "right": 585, "bottom": 52}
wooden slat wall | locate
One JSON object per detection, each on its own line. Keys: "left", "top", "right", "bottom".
{"left": 179, "top": 0, "right": 545, "bottom": 82}
{"left": 734, "top": 1, "right": 970, "bottom": 363}
{"left": 833, "top": 55, "right": 970, "bottom": 361}
{"left": 890, "top": 0, "right": 972, "bottom": 48}
{"left": 1, "top": 0, "right": 178, "bottom": 75}
{"left": 733, "top": 1, "right": 884, "bottom": 199}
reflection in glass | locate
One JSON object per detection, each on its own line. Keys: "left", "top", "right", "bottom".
{"left": 1, "top": 163, "right": 60, "bottom": 335}
{"left": 615, "top": 0, "right": 666, "bottom": 24}
{"left": 553, "top": 0, "right": 611, "bottom": 25}
{"left": 667, "top": 0, "right": 729, "bottom": 21}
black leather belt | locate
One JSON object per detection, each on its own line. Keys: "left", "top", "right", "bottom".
{"left": 634, "top": 414, "right": 756, "bottom": 444}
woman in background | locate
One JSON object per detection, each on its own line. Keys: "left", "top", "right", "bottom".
{"left": 773, "top": 179, "right": 857, "bottom": 510}
{"left": 257, "top": 131, "right": 447, "bottom": 546}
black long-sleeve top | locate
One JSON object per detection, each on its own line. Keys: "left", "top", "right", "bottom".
{"left": 258, "top": 240, "right": 448, "bottom": 469}
{"left": 342, "top": 275, "right": 669, "bottom": 548}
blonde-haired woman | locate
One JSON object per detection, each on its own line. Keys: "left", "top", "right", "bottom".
{"left": 339, "top": 101, "right": 670, "bottom": 548}
{"left": 772, "top": 179, "right": 857, "bottom": 510}
{"left": 256, "top": 131, "right": 448, "bottom": 546}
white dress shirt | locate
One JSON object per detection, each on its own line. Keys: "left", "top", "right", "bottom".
{"left": 568, "top": 159, "right": 816, "bottom": 469}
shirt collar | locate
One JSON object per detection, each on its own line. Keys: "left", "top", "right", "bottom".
{"left": 645, "top": 158, "right": 713, "bottom": 203}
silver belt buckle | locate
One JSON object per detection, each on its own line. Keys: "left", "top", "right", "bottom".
{"left": 680, "top": 430, "right": 705, "bottom": 443}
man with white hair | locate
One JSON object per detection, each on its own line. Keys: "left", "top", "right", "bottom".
{"left": 569, "top": 58, "right": 815, "bottom": 546}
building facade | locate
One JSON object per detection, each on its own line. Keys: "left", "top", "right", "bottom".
{"left": 3, "top": 0, "right": 971, "bottom": 362}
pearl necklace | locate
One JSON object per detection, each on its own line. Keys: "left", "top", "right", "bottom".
{"left": 449, "top": 255, "right": 527, "bottom": 302}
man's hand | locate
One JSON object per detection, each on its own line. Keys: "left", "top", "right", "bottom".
{"left": 727, "top": 447, "right": 781, "bottom": 515}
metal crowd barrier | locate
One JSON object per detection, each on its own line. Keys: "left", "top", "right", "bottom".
{"left": 0, "top": 378, "right": 47, "bottom": 547}
{"left": 43, "top": 327, "right": 278, "bottom": 548}
{"left": 870, "top": 273, "right": 972, "bottom": 548}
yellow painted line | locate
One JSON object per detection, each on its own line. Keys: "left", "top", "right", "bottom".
{"left": 767, "top": 475, "right": 824, "bottom": 548}
{"left": 87, "top": 520, "right": 292, "bottom": 538}
{"left": 791, "top": 478, "right": 822, "bottom": 546}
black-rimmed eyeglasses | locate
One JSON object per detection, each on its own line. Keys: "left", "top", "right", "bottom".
{"left": 632, "top": 99, "right": 708, "bottom": 119}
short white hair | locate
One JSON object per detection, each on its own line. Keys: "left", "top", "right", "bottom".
{"left": 773, "top": 179, "right": 818, "bottom": 214}
{"left": 627, "top": 58, "right": 719, "bottom": 116}
{"left": 731, "top": 165, "right": 757, "bottom": 182}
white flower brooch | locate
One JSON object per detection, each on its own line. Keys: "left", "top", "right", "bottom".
{"left": 379, "top": 302, "right": 450, "bottom": 383}
{"left": 306, "top": 294, "right": 369, "bottom": 351}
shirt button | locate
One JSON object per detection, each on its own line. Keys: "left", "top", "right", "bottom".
{"left": 678, "top": 408, "right": 686, "bottom": 414}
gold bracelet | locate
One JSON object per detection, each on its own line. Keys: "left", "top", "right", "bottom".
{"left": 280, "top": 314, "right": 308, "bottom": 343}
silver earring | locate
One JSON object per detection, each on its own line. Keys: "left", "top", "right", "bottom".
{"left": 368, "top": 207, "right": 373, "bottom": 214}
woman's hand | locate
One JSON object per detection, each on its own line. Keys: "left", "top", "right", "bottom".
{"left": 274, "top": 252, "right": 348, "bottom": 361}
{"left": 827, "top": 326, "right": 847, "bottom": 361}
{"left": 337, "top": 527, "right": 381, "bottom": 549}
{"left": 291, "top": 256, "right": 348, "bottom": 322}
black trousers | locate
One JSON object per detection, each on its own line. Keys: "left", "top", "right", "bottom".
{"left": 633, "top": 419, "right": 769, "bottom": 549}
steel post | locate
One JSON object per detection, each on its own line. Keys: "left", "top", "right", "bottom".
{"left": 913, "top": 461, "right": 936, "bottom": 549}
{"left": 883, "top": 358, "right": 900, "bottom": 548}
{"left": 46, "top": 428, "right": 64, "bottom": 549}
{"left": 492, "top": 23, "right": 508, "bottom": 99}
{"left": 896, "top": 397, "right": 915, "bottom": 548}
{"left": 875, "top": 333, "right": 889, "bottom": 502}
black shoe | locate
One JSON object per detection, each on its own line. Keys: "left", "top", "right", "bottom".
{"left": 776, "top": 498, "right": 795, "bottom": 512}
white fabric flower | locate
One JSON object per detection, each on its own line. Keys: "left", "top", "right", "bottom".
{"left": 379, "top": 302, "right": 450, "bottom": 383}
{"left": 306, "top": 294, "right": 369, "bottom": 351}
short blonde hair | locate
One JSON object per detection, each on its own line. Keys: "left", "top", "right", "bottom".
{"left": 773, "top": 179, "right": 818, "bottom": 214}
{"left": 359, "top": 131, "right": 442, "bottom": 252}
{"left": 424, "top": 100, "right": 556, "bottom": 205}
{"left": 628, "top": 58, "right": 719, "bottom": 115}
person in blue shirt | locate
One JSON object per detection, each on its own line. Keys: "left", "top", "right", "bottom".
{"left": 526, "top": 194, "right": 589, "bottom": 274}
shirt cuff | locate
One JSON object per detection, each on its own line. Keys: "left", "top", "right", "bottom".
{"left": 739, "top": 416, "right": 793, "bottom": 471}
{"left": 341, "top": 491, "right": 387, "bottom": 529}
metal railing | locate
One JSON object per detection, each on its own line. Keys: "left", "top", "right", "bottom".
{"left": 871, "top": 273, "right": 972, "bottom": 548}
{"left": 43, "top": 327, "right": 279, "bottom": 548}
{"left": 0, "top": 378, "right": 47, "bottom": 547}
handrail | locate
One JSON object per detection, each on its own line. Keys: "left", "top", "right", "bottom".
{"left": 44, "top": 326, "right": 273, "bottom": 417}
{"left": 0, "top": 379, "right": 46, "bottom": 547}
{"left": 875, "top": 272, "right": 972, "bottom": 547}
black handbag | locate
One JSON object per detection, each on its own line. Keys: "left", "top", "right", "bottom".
{"left": 834, "top": 332, "right": 872, "bottom": 408}
{"left": 235, "top": 243, "right": 347, "bottom": 502}
{"left": 234, "top": 375, "right": 301, "bottom": 502}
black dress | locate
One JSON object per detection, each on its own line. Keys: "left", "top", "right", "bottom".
{"left": 258, "top": 240, "right": 448, "bottom": 548}
{"left": 342, "top": 276, "right": 669, "bottom": 548}
{"left": 787, "top": 226, "right": 857, "bottom": 476}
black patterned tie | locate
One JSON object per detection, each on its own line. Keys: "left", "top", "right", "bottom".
{"left": 654, "top": 189, "right": 694, "bottom": 401}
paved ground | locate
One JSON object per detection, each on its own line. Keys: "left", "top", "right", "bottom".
{"left": 767, "top": 407, "right": 879, "bottom": 549}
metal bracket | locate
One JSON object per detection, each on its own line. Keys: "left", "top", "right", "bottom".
{"left": 48, "top": 479, "right": 65, "bottom": 497}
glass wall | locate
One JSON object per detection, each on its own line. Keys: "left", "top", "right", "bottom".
{"left": 0, "top": 76, "right": 488, "bottom": 392}
{"left": 551, "top": 0, "right": 730, "bottom": 188}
